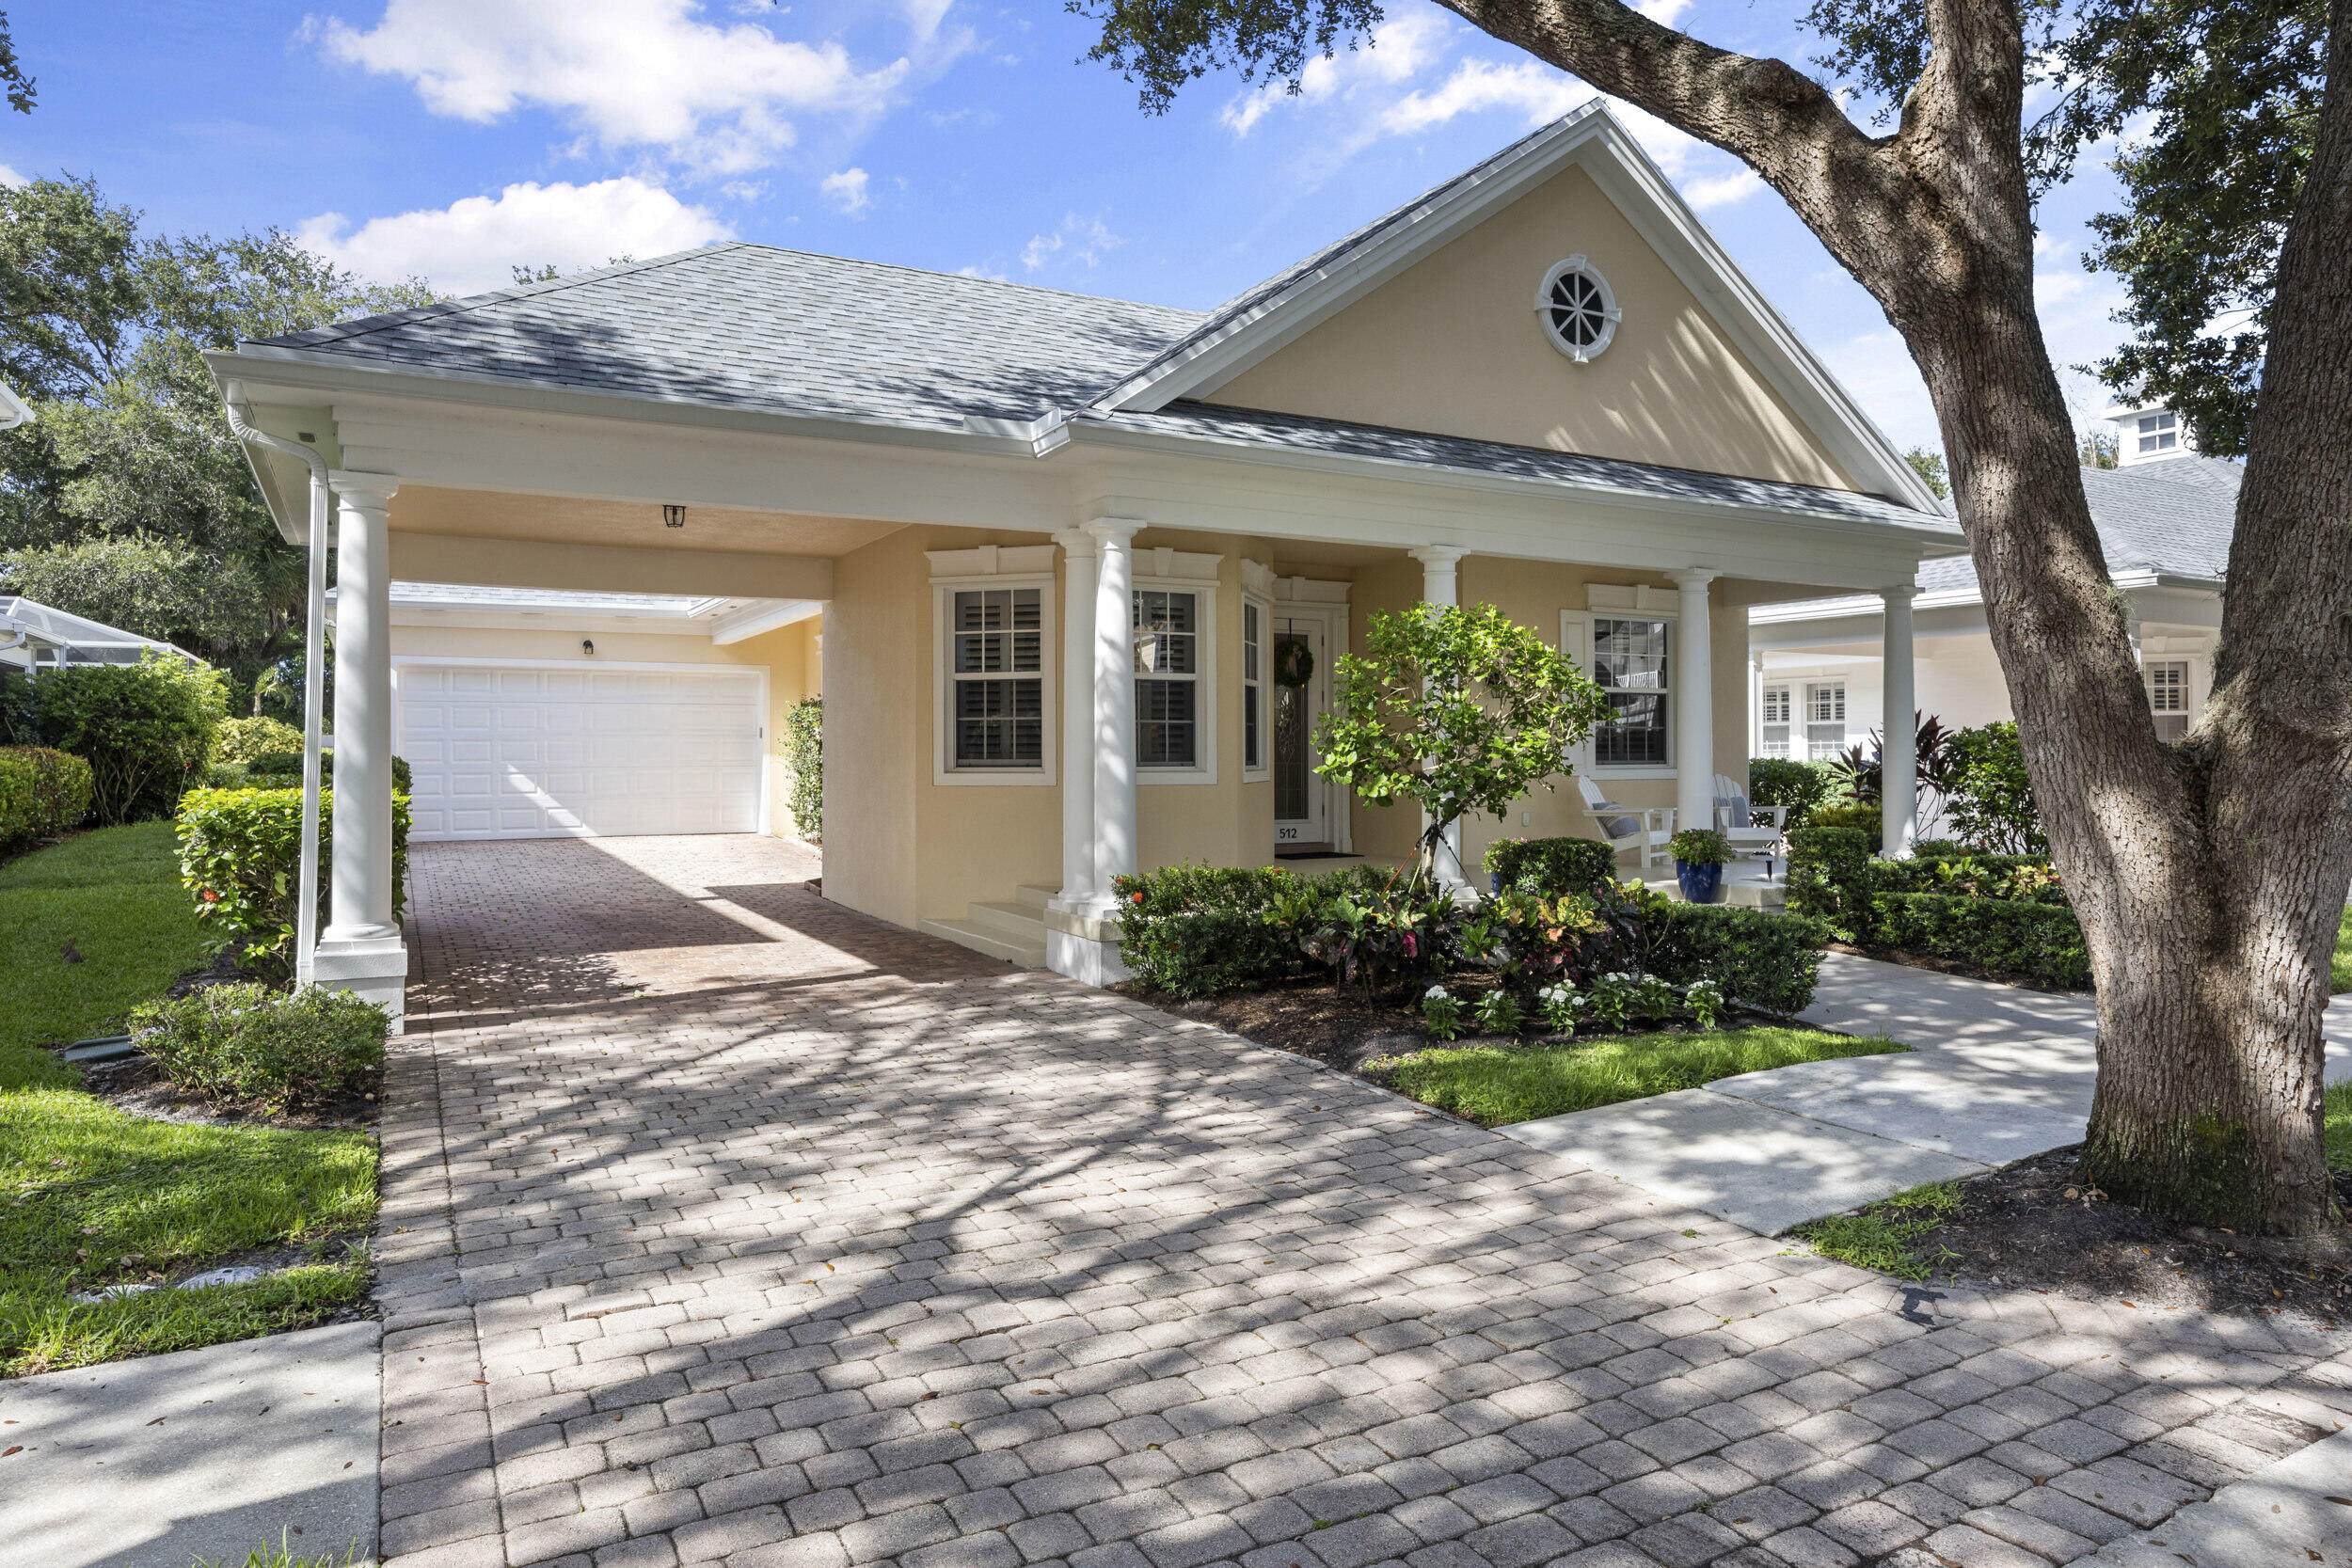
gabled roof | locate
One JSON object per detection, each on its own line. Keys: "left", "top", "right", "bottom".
{"left": 1079, "top": 103, "right": 1942, "bottom": 514}
{"left": 226, "top": 104, "right": 1939, "bottom": 517}
{"left": 1756, "top": 455, "right": 2241, "bottom": 624}
{"left": 253, "top": 245, "right": 1201, "bottom": 434}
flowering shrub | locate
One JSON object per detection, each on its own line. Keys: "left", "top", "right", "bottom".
{"left": 1588, "top": 972, "right": 1640, "bottom": 1032}
{"left": 1472, "top": 988, "right": 1524, "bottom": 1037}
{"left": 1682, "top": 978, "right": 1725, "bottom": 1029}
{"left": 1422, "top": 985, "right": 1464, "bottom": 1041}
{"left": 1535, "top": 981, "right": 1582, "bottom": 1034}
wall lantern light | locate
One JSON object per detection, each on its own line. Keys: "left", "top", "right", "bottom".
{"left": 662, "top": 503, "right": 688, "bottom": 529}
{"left": 581, "top": 639, "right": 596, "bottom": 657}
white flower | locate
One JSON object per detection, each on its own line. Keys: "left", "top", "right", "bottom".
{"left": 1424, "top": 985, "right": 1450, "bottom": 1000}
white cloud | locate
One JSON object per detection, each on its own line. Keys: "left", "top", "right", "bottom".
{"left": 956, "top": 263, "right": 1008, "bottom": 282}
{"left": 312, "top": 0, "right": 922, "bottom": 176}
{"left": 296, "top": 177, "right": 733, "bottom": 296}
{"left": 1022, "top": 214, "right": 1121, "bottom": 273}
{"left": 821, "top": 167, "right": 871, "bottom": 215}
{"left": 1223, "top": 11, "right": 1450, "bottom": 136}
{"left": 0, "top": 163, "right": 22, "bottom": 188}
{"left": 1223, "top": 19, "right": 1763, "bottom": 215}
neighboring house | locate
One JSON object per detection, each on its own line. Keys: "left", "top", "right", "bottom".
{"left": 208, "top": 102, "right": 1962, "bottom": 1019}
{"left": 0, "top": 595, "right": 202, "bottom": 673}
{"left": 326, "top": 581, "right": 820, "bottom": 839}
{"left": 1748, "top": 404, "right": 2236, "bottom": 761}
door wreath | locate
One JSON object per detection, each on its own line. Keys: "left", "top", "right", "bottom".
{"left": 1274, "top": 637, "right": 1315, "bottom": 689}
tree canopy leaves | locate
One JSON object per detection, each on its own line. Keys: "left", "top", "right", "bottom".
{"left": 0, "top": 180, "right": 437, "bottom": 689}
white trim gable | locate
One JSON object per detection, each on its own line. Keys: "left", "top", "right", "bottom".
{"left": 1089, "top": 103, "right": 1940, "bottom": 516}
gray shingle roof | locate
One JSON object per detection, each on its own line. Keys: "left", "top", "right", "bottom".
{"left": 1912, "top": 455, "right": 2240, "bottom": 598}
{"left": 1087, "top": 402, "right": 1947, "bottom": 529}
{"left": 257, "top": 244, "right": 1203, "bottom": 431}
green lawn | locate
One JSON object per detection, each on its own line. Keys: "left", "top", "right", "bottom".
{"left": 2326, "top": 1080, "right": 2352, "bottom": 1169}
{"left": 0, "top": 821, "right": 208, "bottom": 1092}
{"left": 2335, "top": 910, "right": 2352, "bottom": 993}
{"left": 1370, "top": 1026, "right": 1907, "bottom": 1128}
{"left": 0, "top": 823, "right": 375, "bottom": 1378}
{"left": 1790, "top": 1183, "right": 1964, "bottom": 1280}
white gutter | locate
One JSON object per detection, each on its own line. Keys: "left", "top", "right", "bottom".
{"left": 224, "top": 382, "right": 331, "bottom": 989}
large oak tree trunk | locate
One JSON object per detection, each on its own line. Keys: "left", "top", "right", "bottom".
{"left": 1432, "top": 0, "right": 2352, "bottom": 1231}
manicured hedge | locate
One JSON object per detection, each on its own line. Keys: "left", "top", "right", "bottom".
{"left": 0, "top": 747, "right": 95, "bottom": 848}
{"left": 1645, "top": 903, "right": 1829, "bottom": 1017}
{"left": 1747, "top": 758, "right": 1841, "bottom": 832}
{"left": 246, "top": 750, "right": 412, "bottom": 794}
{"left": 1788, "top": 823, "right": 2088, "bottom": 989}
{"left": 176, "top": 786, "right": 411, "bottom": 974}
{"left": 211, "top": 716, "right": 303, "bottom": 767}
{"left": 1485, "top": 836, "right": 1620, "bottom": 898}
{"left": 1788, "top": 826, "right": 1873, "bottom": 942}
{"left": 1868, "top": 891, "right": 2090, "bottom": 990}
{"left": 1114, "top": 864, "right": 1310, "bottom": 996}
{"left": 781, "top": 697, "right": 822, "bottom": 840}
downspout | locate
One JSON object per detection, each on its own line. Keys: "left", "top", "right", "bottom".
{"left": 223, "top": 383, "right": 330, "bottom": 988}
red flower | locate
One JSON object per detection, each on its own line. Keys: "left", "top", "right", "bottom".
{"left": 1131, "top": 891, "right": 1145, "bottom": 903}
{"left": 199, "top": 887, "right": 219, "bottom": 904}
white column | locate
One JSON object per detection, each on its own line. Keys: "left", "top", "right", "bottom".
{"left": 1882, "top": 583, "right": 1917, "bottom": 858}
{"left": 1669, "top": 569, "right": 1718, "bottom": 845}
{"left": 1408, "top": 546, "right": 1469, "bottom": 889}
{"left": 1088, "top": 518, "right": 1145, "bottom": 909}
{"left": 1052, "top": 528, "right": 1099, "bottom": 913}
{"left": 313, "top": 472, "right": 408, "bottom": 1030}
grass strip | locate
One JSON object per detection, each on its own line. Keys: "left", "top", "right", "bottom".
{"left": 1370, "top": 1026, "right": 1905, "bottom": 1128}
{"left": 1790, "top": 1182, "right": 1964, "bottom": 1281}
{"left": 0, "top": 821, "right": 207, "bottom": 1092}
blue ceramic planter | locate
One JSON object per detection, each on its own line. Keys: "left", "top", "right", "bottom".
{"left": 1676, "top": 860, "right": 1725, "bottom": 905}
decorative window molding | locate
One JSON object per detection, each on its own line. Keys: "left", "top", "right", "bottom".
{"left": 929, "top": 549, "right": 1057, "bottom": 787}
{"left": 1245, "top": 562, "right": 1352, "bottom": 606}
{"left": 1583, "top": 582, "right": 1676, "bottom": 613}
{"left": 1133, "top": 576, "right": 1217, "bottom": 784}
{"left": 926, "top": 544, "right": 1059, "bottom": 581}
{"left": 1534, "top": 255, "right": 1622, "bottom": 363}
{"left": 1760, "top": 684, "right": 1792, "bottom": 759}
{"left": 1242, "top": 593, "right": 1270, "bottom": 781}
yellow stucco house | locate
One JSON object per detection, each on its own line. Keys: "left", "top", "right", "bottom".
{"left": 209, "top": 104, "right": 1961, "bottom": 1017}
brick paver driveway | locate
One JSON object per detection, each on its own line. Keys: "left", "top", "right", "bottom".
{"left": 377, "top": 836, "right": 2352, "bottom": 1568}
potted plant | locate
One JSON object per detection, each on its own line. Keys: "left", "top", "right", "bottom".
{"left": 1669, "top": 827, "right": 1731, "bottom": 905}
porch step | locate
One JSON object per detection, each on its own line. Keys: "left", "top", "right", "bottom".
{"left": 922, "top": 894, "right": 1050, "bottom": 968}
{"left": 1014, "top": 883, "right": 1056, "bottom": 913}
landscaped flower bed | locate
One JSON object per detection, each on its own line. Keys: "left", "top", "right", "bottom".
{"left": 1115, "top": 836, "right": 1893, "bottom": 1119}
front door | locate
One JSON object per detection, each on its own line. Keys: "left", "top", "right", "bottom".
{"left": 1273, "top": 615, "right": 1329, "bottom": 850}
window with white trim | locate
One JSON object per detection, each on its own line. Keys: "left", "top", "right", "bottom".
{"left": 2146, "top": 658, "right": 2190, "bottom": 741}
{"left": 2137, "top": 411, "right": 2179, "bottom": 455}
{"left": 1804, "top": 681, "right": 1847, "bottom": 760}
{"left": 948, "top": 586, "right": 1044, "bottom": 770}
{"left": 1134, "top": 588, "right": 1200, "bottom": 769}
{"left": 1760, "top": 684, "right": 1792, "bottom": 758}
{"left": 1535, "top": 256, "right": 1621, "bottom": 363}
{"left": 1242, "top": 596, "right": 1268, "bottom": 777}
{"left": 1592, "top": 616, "right": 1669, "bottom": 767}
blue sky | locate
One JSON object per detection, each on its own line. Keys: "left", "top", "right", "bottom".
{"left": 12, "top": 0, "right": 2142, "bottom": 452}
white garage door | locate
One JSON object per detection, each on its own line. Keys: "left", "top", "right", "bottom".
{"left": 397, "top": 663, "right": 765, "bottom": 841}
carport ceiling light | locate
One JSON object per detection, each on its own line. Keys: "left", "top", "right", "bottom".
{"left": 662, "top": 503, "right": 687, "bottom": 529}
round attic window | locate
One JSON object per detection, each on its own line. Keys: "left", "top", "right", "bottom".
{"left": 1535, "top": 256, "right": 1620, "bottom": 363}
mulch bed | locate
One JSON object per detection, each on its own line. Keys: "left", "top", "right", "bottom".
{"left": 1122, "top": 976, "right": 1785, "bottom": 1077}
{"left": 1895, "top": 1144, "right": 2352, "bottom": 1324}
{"left": 70, "top": 1051, "right": 382, "bottom": 1132}
{"left": 1824, "top": 940, "right": 2090, "bottom": 995}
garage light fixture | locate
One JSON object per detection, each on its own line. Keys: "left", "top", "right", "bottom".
{"left": 663, "top": 503, "right": 687, "bottom": 529}
{"left": 581, "top": 639, "right": 595, "bottom": 657}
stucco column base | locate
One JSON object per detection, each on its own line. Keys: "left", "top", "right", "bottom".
{"left": 1046, "top": 927, "right": 1132, "bottom": 987}
{"left": 310, "top": 933, "right": 408, "bottom": 1034}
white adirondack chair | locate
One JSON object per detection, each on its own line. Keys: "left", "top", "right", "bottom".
{"left": 1577, "top": 774, "right": 1674, "bottom": 870}
{"left": 1712, "top": 772, "right": 1790, "bottom": 867}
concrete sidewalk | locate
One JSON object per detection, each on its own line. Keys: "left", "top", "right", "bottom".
{"left": 1502, "top": 952, "right": 2352, "bottom": 1234}
{"left": 0, "top": 1322, "right": 379, "bottom": 1568}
